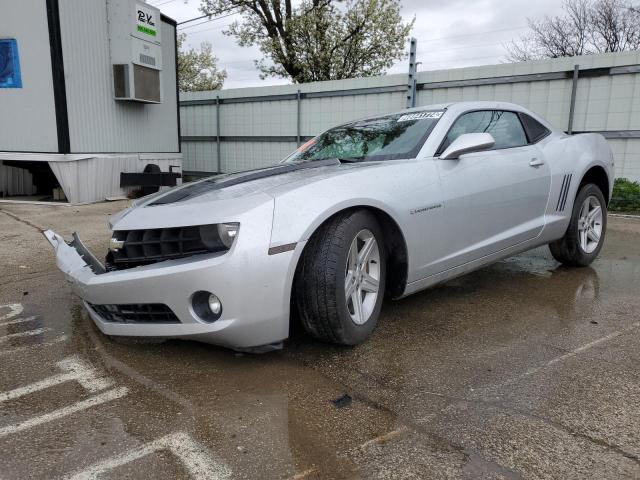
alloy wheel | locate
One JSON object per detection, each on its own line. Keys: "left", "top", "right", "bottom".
{"left": 345, "top": 229, "right": 381, "bottom": 325}
{"left": 577, "top": 195, "right": 603, "bottom": 254}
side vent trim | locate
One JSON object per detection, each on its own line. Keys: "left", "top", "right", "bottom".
{"left": 556, "top": 173, "right": 573, "bottom": 212}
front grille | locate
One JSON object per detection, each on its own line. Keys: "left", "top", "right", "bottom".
{"left": 106, "top": 225, "right": 226, "bottom": 270}
{"left": 89, "top": 303, "right": 179, "bottom": 324}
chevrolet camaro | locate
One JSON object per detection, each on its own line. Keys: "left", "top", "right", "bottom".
{"left": 45, "top": 101, "right": 614, "bottom": 352}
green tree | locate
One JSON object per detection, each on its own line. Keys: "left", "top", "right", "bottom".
{"left": 199, "top": 0, "right": 414, "bottom": 83}
{"left": 177, "top": 33, "right": 227, "bottom": 92}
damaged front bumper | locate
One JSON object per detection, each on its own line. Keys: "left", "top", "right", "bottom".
{"left": 43, "top": 229, "right": 298, "bottom": 350}
{"left": 45, "top": 230, "right": 107, "bottom": 278}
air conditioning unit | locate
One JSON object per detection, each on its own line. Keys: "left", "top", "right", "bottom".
{"left": 107, "top": 0, "right": 162, "bottom": 103}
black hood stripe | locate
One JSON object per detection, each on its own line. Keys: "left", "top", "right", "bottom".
{"left": 148, "top": 158, "right": 342, "bottom": 206}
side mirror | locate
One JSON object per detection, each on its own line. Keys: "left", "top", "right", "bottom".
{"left": 439, "top": 133, "right": 495, "bottom": 160}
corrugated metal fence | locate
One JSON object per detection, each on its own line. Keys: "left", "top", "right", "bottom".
{"left": 180, "top": 51, "right": 640, "bottom": 181}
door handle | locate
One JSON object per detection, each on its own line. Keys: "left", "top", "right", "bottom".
{"left": 529, "top": 158, "right": 545, "bottom": 167}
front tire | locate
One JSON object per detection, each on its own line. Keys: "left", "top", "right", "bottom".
{"left": 549, "top": 183, "right": 607, "bottom": 266}
{"left": 296, "top": 210, "right": 386, "bottom": 345}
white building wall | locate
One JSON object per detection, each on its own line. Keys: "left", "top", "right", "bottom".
{"left": 180, "top": 105, "right": 217, "bottom": 138}
{"left": 220, "top": 100, "right": 297, "bottom": 137}
{"left": 48, "top": 154, "right": 182, "bottom": 203}
{"left": 180, "top": 51, "right": 640, "bottom": 181}
{"left": 609, "top": 140, "right": 640, "bottom": 180}
{"left": 0, "top": 1, "right": 182, "bottom": 203}
{"left": 181, "top": 141, "right": 217, "bottom": 173}
{"left": 0, "top": 0, "right": 58, "bottom": 152}
{"left": 299, "top": 92, "right": 404, "bottom": 137}
{"left": 416, "top": 80, "right": 575, "bottom": 130}
{"left": 415, "top": 51, "right": 640, "bottom": 135}
{"left": 58, "top": 0, "right": 179, "bottom": 153}
{"left": 220, "top": 142, "right": 296, "bottom": 173}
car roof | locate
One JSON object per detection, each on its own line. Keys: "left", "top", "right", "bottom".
{"left": 404, "top": 101, "right": 529, "bottom": 114}
{"left": 386, "top": 101, "right": 556, "bottom": 132}
{"left": 331, "top": 101, "right": 556, "bottom": 133}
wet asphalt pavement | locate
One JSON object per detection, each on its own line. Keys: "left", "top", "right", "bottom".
{"left": 0, "top": 201, "right": 639, "bottom": 479}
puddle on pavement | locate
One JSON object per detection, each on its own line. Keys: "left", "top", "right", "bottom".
{"left": 32, "top": 305, "right": 394, "bottom": 479}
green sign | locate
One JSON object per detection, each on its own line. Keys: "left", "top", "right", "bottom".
{"left": 137, "top": 25, "right": 156, "bottom": 36}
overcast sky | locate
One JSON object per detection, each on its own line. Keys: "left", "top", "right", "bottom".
{"left": 153, "top": 0, "right": 567, "bottom": 89}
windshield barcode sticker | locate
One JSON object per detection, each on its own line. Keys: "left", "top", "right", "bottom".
{"left": 397, "top": 111, "right": 443, "bottom": 122}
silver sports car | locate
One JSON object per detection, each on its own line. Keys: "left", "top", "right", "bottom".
{"left": 45, "top": 101, "right": 614, "bottom": 352}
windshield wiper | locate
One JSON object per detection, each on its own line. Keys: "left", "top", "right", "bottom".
{"left": 336, "top": 156, "right": 366, "bottom": 163}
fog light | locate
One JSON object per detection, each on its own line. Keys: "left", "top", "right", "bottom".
{"left": 192, "top": 291, "right": 223, "bottom": 323}
{"left": 208, "top": 294, "right": 222, "bottom": 315}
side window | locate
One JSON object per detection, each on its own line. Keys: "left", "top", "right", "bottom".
{"left": 519, "top": 113, "right": 551, "bottom": 143}
{"left": 439, "top": 110, "right": 528, "bottom": 153}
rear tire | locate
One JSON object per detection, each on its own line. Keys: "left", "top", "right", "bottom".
{"left": 549, "top": 183, "right": 607, "bottom": 267}
{"left": 295, "top": 210, "right": 386, "bottom": 345}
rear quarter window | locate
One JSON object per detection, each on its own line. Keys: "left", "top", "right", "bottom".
{"left": 519, "top": 113, "right": 551, "bottom": 143}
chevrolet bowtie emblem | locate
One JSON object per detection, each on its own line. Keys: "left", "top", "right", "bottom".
{"left": 109, "top": 237, "right": 125, "bottom": 252}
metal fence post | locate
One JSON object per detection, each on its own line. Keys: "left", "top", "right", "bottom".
{"left": 216, "top": 95, "right": 221, "bottom": 172}
{"left": 296, "top": 89, "right": 301, "bottom": 146}
{"left": 568, "top": 64, "right": 579, "bottom": 135}
{"left": 406, "top": 37, "right": 417, "bottom": 109}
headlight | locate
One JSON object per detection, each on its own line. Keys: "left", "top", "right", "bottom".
{"left": 217, "top": 223, "right": 239, "bottom": 248}
{"left": 199, "top": 223, "right": 240, "bottom": 251}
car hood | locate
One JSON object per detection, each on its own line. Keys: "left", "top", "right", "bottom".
{"left": 109, "top": 160, "right": 381, "bottom": 230}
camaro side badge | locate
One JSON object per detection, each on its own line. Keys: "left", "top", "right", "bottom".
{"left": 410, "top": 204, "right": 442, "bottom": 215}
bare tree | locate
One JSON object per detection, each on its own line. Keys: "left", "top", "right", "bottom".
{"left": 505, "top": 0, "right": 640, "bottom": 61}
{"left": 590, "top": 0, "right": 640, "bottom": 52}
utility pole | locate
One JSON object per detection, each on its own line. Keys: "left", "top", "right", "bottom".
{"left": 567, "top": 64, "right": 579, "bottom": 134}
{"left": 406, "top": 37, "right": 417, "bottom": 109}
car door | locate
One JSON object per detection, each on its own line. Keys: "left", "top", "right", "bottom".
{"left": 425, "top": 110, "right": 551, "bottom": 275}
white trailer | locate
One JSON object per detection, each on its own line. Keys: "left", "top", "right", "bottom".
{"left": 0, "top": 0, "right": 181, "bottom": 204}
